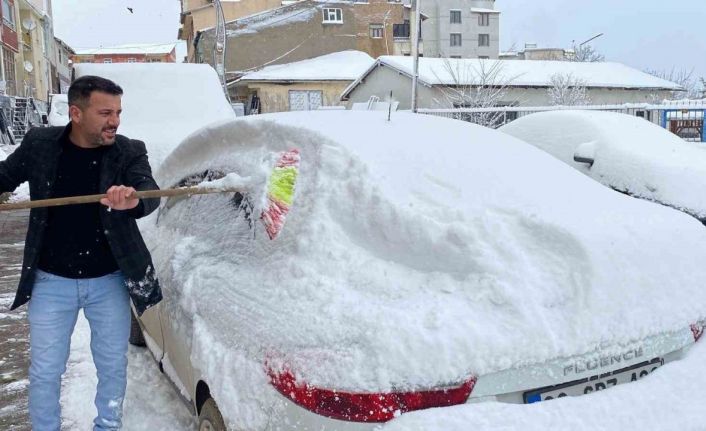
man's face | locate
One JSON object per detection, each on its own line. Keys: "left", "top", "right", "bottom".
{"left": 71, "top": 91, "right": 122, "bottom": 146}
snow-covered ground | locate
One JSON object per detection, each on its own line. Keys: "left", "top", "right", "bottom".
{"left": 61, "top": 319, "right": 706, "bottom": 430}
{"left": 0, "top": 144, "right": 29, "bottom": 203}
{"left": 62, "top": 315, "right": 196, "bottom": 429}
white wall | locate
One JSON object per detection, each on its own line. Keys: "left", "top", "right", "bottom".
{"left": 345, "top": 66, "right": 674, "bottom": 109}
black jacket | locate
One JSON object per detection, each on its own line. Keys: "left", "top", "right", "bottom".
{"left": 0, "top": 125, "right": 162, "bottom": 315}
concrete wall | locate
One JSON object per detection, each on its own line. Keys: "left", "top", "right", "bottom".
{"left": 181, "top": 0, "right": 282, "bottom": 62}
{"left": 234, "top": 80, "right": 350, "bottom": 113}
{"left": 345, "top": 66, "right": 675, "bottom": 109}
{"left": 345, "top": 63, "right": 438, "bottom": 108}
{"left": 197, "top": 1, "right": 405, "bottom": 73}
{"left": 422, "top": 0, "right": 499, "bottom": 58}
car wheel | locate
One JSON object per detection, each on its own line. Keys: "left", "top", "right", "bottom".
{"left": 199, "top": 398, "right": 226, "bottom": 431}
{"left": 128, "top": 309, "right": 146, "bottom": 347}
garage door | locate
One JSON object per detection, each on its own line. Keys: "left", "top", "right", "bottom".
{"left": 289, "top": 90, "right": 323, "bottom": 111}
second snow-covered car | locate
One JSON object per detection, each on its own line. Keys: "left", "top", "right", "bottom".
{"left": 499, "top": 110, "right": 706, "bottom": 225}
{"left": 131, "top": 111, "right": 706, "bottom": 430}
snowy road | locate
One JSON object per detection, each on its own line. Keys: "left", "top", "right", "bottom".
{"left": 0, "top": 209, "right": 194, "bottom": 430}
{"left": 62, "top": 316, "right": 196, "bottom": 429}
{"left": 0, "top": 210, "right": 30, "bottom": 431}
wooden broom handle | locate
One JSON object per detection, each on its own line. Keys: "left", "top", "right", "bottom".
{"left": 0, "top": 186, "right": 245, "bottom": 211}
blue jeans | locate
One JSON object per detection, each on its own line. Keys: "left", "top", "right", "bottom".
{"left": 28, "top": 269, "right": 131, "bottom": 431}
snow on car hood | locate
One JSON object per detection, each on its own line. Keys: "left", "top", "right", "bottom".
{"left": 145, "top": 111, "right": 706, "bottom": 394}
{"left": 499, "top": 110, "right": 706, "bottom": 220}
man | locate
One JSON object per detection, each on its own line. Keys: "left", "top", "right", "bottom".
{"left": 0, "top": 75, "right": 162, "bottom": 430}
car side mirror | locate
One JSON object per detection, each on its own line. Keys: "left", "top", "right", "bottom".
{"left": 573, "top": 141, "right": 596, "bottom": 167}
{"left": 41, "top": 114, "right": 48, "bottom": 125}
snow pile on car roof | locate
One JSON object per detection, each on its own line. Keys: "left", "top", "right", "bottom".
{"left": 144, "top": 110, "right": 706, "bottom": 425}
{"left": 0, "top": 146, "right": 6, "bottom": 162}
{"left": 73, "top": 63, "right": 236, "bottom": 168}
{"left": 500, "top": 110, "right": 706, "bottom": 219}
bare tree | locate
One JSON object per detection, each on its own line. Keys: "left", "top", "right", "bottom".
{"left": 547, "top": 73, "right": 591, "bottom": 106}
{"left": 569, "top": 43, "right": 604, "bottom": 62}
{"left": 434, "top": 58, "right": 519, "bottom": 128}
{"left": 645, "top": 67, "right": 700, "bottom": 100}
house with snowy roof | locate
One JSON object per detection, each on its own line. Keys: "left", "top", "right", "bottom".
{"left": 71, "top": 43, "right": 177, "bottom": 64}
{"left": 340, "top": 57, "right": 683, "bottom": 109}
{"left": 194, "top": 0, "right": 412, "bottom": 79}
{"left": 230, "top": 50, "right": 374, "bottom": 114}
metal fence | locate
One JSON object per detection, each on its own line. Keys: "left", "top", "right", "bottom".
{"left": 418, "top": 102, "right": 706, "bottom": 142}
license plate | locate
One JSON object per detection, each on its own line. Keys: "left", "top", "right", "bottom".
{"left": 524, "top": 358, "right": 664, "bottom": 403}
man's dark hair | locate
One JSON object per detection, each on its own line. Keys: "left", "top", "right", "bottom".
{"left": 68, "top": 75, "right": 123, "bottom": 109}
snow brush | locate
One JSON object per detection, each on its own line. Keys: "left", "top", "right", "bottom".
{"left": 0, "top": 149, "right": 300, "bottom": 240}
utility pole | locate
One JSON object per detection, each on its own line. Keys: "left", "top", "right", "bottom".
{"left": 213, "top": 0, "right": 230, "bottom": 102}
{"left": 411, "top": 0, "right": 422, "bottom": 112}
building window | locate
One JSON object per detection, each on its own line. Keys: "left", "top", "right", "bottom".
{"left": 2, "top": 0, "right": 15, "bottom": 29}
{"left": 370, "top": 24, "right": 384, "bottom": 38}
{"left": 450, "top": 55, "right": 462, "bottom": 59}
{"left": 450, "top": 33, "right": 462, "bottom": 47}
{"left": 289, "top": 90, "right": 323, "bottom": 111}
{"left": 450, "top": 10, "right": 462, "bottom": 24}
{"left": 478, "top": 34, "right": 490, "bottom": 46}
{"left": 148, "top": 59, "right": 162, "bottom": 63}
{"left": 127, "top": 58, "right": 136, "bottom": 63}
{"left": 478, "top": 13, "right": 489, "bottom": 26}
{"left": 393, "top": 20, "right": 410, "bottom": 38}
{"left": 2, "top": 47, "right": 15, "bottom": 95}
{"left": 479, "top": 56, "right": 490, "bottom": 59}
{"left": 322, "top": 8, "right": 343, "bottom": 24}
{"left": 103, "top": 58, "right": 113, "bottom": 63}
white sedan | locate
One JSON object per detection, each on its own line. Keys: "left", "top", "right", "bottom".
{"left": 499, "top": 110, "right": 706, "bottom": 225}
{"left": 131, "top": 111, "right": 706, "bottom": 430}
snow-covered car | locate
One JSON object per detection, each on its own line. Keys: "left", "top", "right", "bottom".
{"left": 132, "top": 111, "right": 706, "bottom": 430}
{"left": 499, "top": 110, "right": 706, "bottom": 225}
{"left": 47, "top": 93, "right": 69, "bottom": 126}
{"left": 73, "top": 63, "right": 236, "bottom": 168}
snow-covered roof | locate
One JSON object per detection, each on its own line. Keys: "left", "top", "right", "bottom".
{"left": 73, "top": 43, "right": 176, "bottom": 56}
{"left": 342, "top": 57, "right": 683, "bottom": 97}
{"left": 234, "top": 51, "right": 375, "bottom": 83}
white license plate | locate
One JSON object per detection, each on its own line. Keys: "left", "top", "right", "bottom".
{"left": 524, "top": 358, "right": 663, "bottom": 403}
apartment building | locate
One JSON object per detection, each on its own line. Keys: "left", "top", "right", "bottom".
{"left": 72, "top": 43, "right": 177, "bottom": 64}
{"left": 420, "top": 0, "right": 499, "bottom": 59}
{"left": 0, "top": 0, "right": 20, "bottom": 96}
{"left": 178, "top": 0, "right": 284, "bottom": 62}
{"left": 53, "top": 36, "right": 73, "bottom": 93}
{"left": 195, "top": 0, "right": 406, "bottom": 76}
{"left": 0, "top": 0, "right": 71, "bottom": 102}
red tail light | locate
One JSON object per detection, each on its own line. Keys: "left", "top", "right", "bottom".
{"left": 691, "top": 321, "right": 705, "bottom": 342}
{"left": 268, "top": 368, "right": 476, "bottom": 423}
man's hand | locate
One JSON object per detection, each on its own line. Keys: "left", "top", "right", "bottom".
{"left": 100, "top": 185, "right": 139, "bottom": 210}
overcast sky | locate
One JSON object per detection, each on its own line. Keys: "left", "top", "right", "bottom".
{"left": 52, "top": 0, "right": 706, "bottom": 79}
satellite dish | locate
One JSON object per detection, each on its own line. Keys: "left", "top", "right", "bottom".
{"left": 21, "top": 18, "right": 36, "bottom": 31}
{"left": 23, "top": 61, "right": 33, "bottom": 73}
